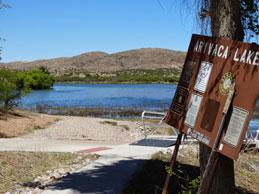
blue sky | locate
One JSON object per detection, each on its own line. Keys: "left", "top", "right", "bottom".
{"left": 0, "top": 0, "right": 199, "bottom": 62}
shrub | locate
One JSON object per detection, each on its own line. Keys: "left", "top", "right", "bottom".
{"left": 17, "top": 67, "right": 54, "bottom": 90}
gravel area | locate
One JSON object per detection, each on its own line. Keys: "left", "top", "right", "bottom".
{"left": 23, "top": 116, "right": 140, "bottom": 144}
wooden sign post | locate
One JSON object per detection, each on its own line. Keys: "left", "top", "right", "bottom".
{"left": 162, "top": 133, "right": 183, "bottom": 194}
{"left": 163, "top": 34, "right": 259, "bottom": 194}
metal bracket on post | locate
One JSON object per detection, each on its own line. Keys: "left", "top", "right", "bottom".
{"left": 197, "top": 82, "right": 236, "bottom": 194}
{"left": 162, "top": 133, "right": 183, "bottom": 194}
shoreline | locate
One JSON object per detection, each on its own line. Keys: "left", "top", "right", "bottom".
{"left": 19, "top": 105, "right": 259, "bottom": 119}
{"left": 54, "top": 81, "right": 178, "bottom": 84}
{"left": 19, "top": 106, "right": 167, "bottom": 118}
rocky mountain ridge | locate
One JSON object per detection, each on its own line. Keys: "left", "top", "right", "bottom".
{"left": 0, "top": 48, "right": 186, "bottom": 76}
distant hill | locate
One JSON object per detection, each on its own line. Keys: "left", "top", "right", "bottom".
{"left": 0, "top": 48, "right": 186, "bottom": 76}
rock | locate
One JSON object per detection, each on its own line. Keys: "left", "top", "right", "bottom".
{"left": 22, "top": 181, "right": 41, "bottom": 188}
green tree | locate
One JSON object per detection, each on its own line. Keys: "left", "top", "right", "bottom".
{"left": 0, "top": 68, "right": 24, "bottom": 113}
{"left": 17, "top": 68, "right": 54, "bottom": 90}
{"left": 0, "top": 67, "right": 54, "bottom": 114}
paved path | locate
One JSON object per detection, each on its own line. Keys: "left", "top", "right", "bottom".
{"left": 42, "top": 137, "right": 176, "bottom": 194}
{"left": 0, "top": 137, "right": 106, "bottom": 152}
{"left": 0, "top": 135, "right": 176, "bottom": 194}
{"left": 0, "top": 135, "right": 176, "bottom": 153}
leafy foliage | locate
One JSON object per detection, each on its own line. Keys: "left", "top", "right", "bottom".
{"left": 0, "top": 68, "right": 24, "bottom": 113}
{"left": 240, "top": 0, "right": 259, "bottom": 39}
{"left": 0, "top": 67, "right": 54, "bottom": 114}
{"left": 122, "top": 159, "right": 200, "bottom": 194}
{"left": 198, "top": 0, "right": 258, "bottom": 40}
{"left": 17, "top": 67, "right": 54, "bottom": 90}
{"left": 165, "top": 165, "right": 201, "bottom": 194}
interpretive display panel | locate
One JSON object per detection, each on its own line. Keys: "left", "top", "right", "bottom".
{"left": 164, "top": 34, "right": 259, "bottom": 159}
{"left": 184, "top": 93, "right": 203, "bottom": 128}
{"left": 223, "top": 107, "right": 248, "bottom": 147}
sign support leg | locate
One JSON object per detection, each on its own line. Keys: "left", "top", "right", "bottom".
{"left": 162, "top": 133, "right": 183, "bottom": 194}
{"left": 197, "top": 145, "right": 220, "bottom": 194}
{"left": 197, "top": 83, "right": 235, "bottom": 194}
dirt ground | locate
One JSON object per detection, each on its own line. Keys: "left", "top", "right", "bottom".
{"left": 0, "top": 110, "right": 172, "bottom": 144}
{"left": 23, "top": 116, "right": 142, "bottom": 144}
{"left": 0, "top": 110, "right": 59, "bottom": 138}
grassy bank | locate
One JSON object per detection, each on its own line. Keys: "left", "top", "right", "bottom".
{"left": 0, "top": 152, "right": 98, "bottom": 193}
{"left": 54, "top": 68, "right": 180, "bottom": 83}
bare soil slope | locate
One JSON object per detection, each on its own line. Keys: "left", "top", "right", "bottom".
{"left": 0, "top": 48, "right": 186, "bottom": 76}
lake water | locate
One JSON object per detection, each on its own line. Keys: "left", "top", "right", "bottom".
{"left": 19, "top": 83, "right": 259, "bottom": 130}
{"left": 20, "top": 83, "right": 177, "bottom": 110}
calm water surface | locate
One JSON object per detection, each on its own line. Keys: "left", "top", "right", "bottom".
{"left": 19, "top": 83, "right": 259, "bottom": 130}
{"left": 20, "top": 83, "right": 177, "bottom": 110}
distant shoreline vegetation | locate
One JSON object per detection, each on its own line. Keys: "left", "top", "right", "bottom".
{"left": 54, "top": 68, "right": 181, "bottom": 84}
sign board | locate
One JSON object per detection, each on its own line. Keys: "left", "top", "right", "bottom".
{"left": 165, "top": 34, "right": 259, "bottom": 160}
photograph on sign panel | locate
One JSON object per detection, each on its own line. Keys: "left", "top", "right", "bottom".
{"left": 194, "top": 62, "right": 213, "bottom": 93}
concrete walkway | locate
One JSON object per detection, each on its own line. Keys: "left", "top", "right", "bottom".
{"left": 0, "top": 137, "right": 105, "bottom": 152}
{"left": 0, "top": 135, "right": 176, "bottom": 194}
{"left": 43, "top": 143, "right": 174, "bottom": 194}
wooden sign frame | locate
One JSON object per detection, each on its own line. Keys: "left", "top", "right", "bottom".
{"left": 165, "top": 34, "right": 259, "bottom": 160}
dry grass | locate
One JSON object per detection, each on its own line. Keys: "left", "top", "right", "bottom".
{"left": 235, "top": 153, "right": 259, "bottom": 193}
{"left": 152, "top": 145, "right": 200, "bottom": 166}
{"left": 0, "top": 110, "right": 59, "bottom": 138}
{"left": 100, "top": 120, "right": 118, "bottom": 126}
{"left": 0, "top": 151, "right": 98, "bottom": 193}
{"left": 100, "top": 120, "right": 130, "bottom": 131}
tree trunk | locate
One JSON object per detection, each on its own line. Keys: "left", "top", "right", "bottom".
{"left": 209, "top": 0, "right": 244, "bottom": 40}
{"left": 4, "top": 99, "right": 9, "bottom": 114}
{"left": 199, "top": 1, "right": 244, "bottom": 194}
